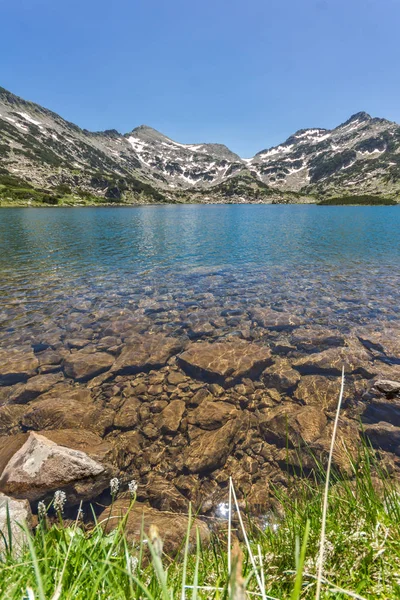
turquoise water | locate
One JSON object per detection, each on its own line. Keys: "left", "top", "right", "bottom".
{"left": 0, "top": 205, "right": 399, "bottom": 345}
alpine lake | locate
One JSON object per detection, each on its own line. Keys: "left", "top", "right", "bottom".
{"left": 1, "top": 204, "right": 400, "bottom": 518}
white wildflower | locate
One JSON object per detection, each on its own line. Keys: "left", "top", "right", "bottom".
{"left": 53, "top": 490, "right": 67, "bottom": 514}
{"left": 129, "top": 555, "right": 139, "bottom": 574}
{"left": 128, "top": 480, "right": 138, "bottom": 498}
{"left": 37, "top": 501, "right": 47, "bottom": 519}
{"left": 77, "top": 507, "right": 84, "bottom": 521}
{"left": 110, "top": 477, "right": 120, "bottom": 497}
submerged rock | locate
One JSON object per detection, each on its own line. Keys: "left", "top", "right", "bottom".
{"left": 0, "top": 432, "right": 113, "bottom": 505}
{"left": 63, "top": 350, "right": 114, "bottom": 382}
{"left": 111, "top": 333, "right": 183, "bottom": 375}
{"left": 294, "top": 375, "right": 343, "bottom": 410}
{"left": 293, "top": 339, "right": 373, "bottom": 377}
{"left": 0, "top": 348, "right": 39, "bottom": 385}
{"left": 260, "top": 405, "right": 327, "bottom": 448}
{"left": 262, "top": 358, "right": 301, "bottom": 391}
{"left": 184, "top": 418, "right": 240, "bottom": 472}
{"left": 187, "top": 401, "right": 239, "bottom": 430}
{"left": 249, "top": 308, "right": 305, "bottom": 330}
{"left": 178, "top": 340, "right": 271, "bottom": 386}
{"left": 155, "top": 400, "right": 185, "bottom": 433}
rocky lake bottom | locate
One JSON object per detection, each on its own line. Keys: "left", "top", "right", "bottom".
{"left": 0, "top": 204, "right": 400, "bottom": 536}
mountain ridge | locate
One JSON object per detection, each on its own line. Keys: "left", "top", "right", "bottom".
{"left": 1, "top": 85, "right": 400, "bottom": 204}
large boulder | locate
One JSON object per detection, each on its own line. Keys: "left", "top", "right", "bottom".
{"left": 99, "top": 500, "right": 210, "bottom": 557}
{"left": 0, "top": 348, "right": 39, "bottom": 385}
{"left": 184, "top": 419, "right": 240, "bottom": 473}
{"left": 112, "top": 334, "right": 183, "bottom": 375}
{"left": 0, "top": 432, "right": 113, "bottom": 505}
{"left": 63, "top": 350, "right": 114, "bottom": 382}
{"left": 178, "top": 340, "right": 271, "bottom": 387}
{"left": 0, "top": 493, "right": 32, "bottom": 556}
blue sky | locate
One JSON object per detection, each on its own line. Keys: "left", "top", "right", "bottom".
{"left": 1, "top": 0, "right": 399, "bottom": 157}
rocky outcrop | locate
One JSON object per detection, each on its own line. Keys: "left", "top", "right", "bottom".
{"left": 0, "top": 432, "right": 113, "bottom": 504}
{"left": 178, "top": 341, "right": 271, "bottom": 387}
{"left": 100, "top": 500, "right": 210, "bottom": 556}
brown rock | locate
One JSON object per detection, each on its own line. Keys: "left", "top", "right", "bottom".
{"left": 358, "top": 328, "right": 400, "bottom": 363}
{"left": 111, "top": 334, "right": 183, "bottom": 376}
{"left": 293, "top": 338, "right": 373, "bottom": 377}
{"left": 8, "top": 373, "right": 64, "bottom": 404}
{"left": 184, "top": 418, "right": 240, "bottom": 473}
{"left": 263, "top": 358, "right": 301, "bottom": 391}
{"left": 114, "top": 397, "right": 140, "bottom": 429}
{"left": 363, "top": 422, "right": 400, "bottom": 455}
{"left": 178, "top": 340, "right": 271, "bottom": 387}
{"left": 144, "top": 473, "right": 188, "bottom": 511}
{"left": 63, "top": 350, "right": 114, "bottom": 382}
{"left": 249, "top": 308, "right": 305, "bottom": 330}
{"left": 0, "top": 405, "right": 26, "bottom": 435}
{"left": 100, "top": 500, "right": 210, "bottom": 557}
{"left": 291, "top": 327, "right": 345, "bottom": 352}
{"left": 21, "top": 396, "right": 114, "bottom": 436}
{"left": 156, "top": 400, "right": 185, "bottom": 433}
{"left": 374, "top": 379, "right": 400, "bottom": 396}
{"left": 0, "top": 432, "right": 113, "bottom": 504}
{"left": 0, "top": 348, "right": 39, "bottom": 384}
{"left": 294, "top": 375, "right": 343, "bottom": 410}
{"left": 167, "top": 371, "right": 187, "bottom": 386}
{"left": 187, "top": 401, "right": 240, "bottom": 430}
{"left": 261, "top": 404, "right": 327, "bottom": 448}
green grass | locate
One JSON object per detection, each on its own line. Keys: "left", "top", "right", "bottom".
{"left": 317, "top": 195, "right": 397, "bottom": 205}
{"left": 1, "top": 445, "right": 400, "bottom": 599}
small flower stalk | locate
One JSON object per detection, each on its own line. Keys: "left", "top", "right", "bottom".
{"left": 110, "top": 477, "right": 120, "bottom": 498}
{"left": 37, "top": 501, "right": 47, "bottom": 520}
{"left": 128, "top": 480, "right": 138, "bottom": 499}
{"left": 53, "top": 490, "right": 67, "bottom": 515}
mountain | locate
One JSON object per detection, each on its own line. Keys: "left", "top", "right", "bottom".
{"left": 1, "top": 86, "right": 400, "bottom": 205}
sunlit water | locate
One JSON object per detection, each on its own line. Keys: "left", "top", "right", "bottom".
{"left": 0, "top": 204, "right": 400, "bottom": 348}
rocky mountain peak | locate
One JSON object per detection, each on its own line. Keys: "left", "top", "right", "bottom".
{"left": 340, "top": 111, "right": 372, "bottom": 127}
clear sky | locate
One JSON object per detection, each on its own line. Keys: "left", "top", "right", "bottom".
{"left": 1, "top": 0, "right": 399, "bottom": 157}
